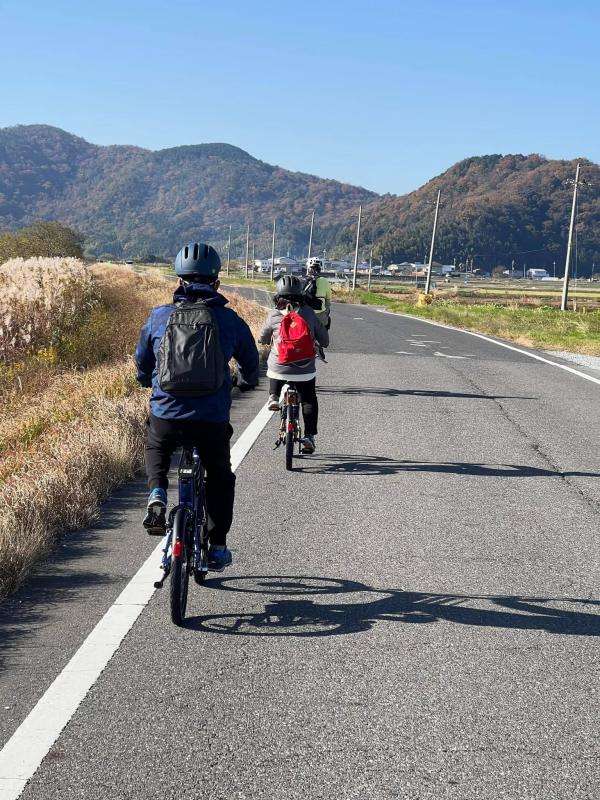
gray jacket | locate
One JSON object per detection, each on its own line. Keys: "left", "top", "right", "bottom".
{"left": 258, "top": 302, "right": 329, "bottom": 380}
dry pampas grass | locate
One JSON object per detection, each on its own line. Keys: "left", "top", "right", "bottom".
{"left": 0, "top": 261, "right": 263, "bottom": 597}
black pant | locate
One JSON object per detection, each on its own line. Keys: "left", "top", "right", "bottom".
{"left": 145, "top": 414, "right": 235, "bottom": 546}
{"left": 269, "top": 378, "right": 318, "bottom": 436}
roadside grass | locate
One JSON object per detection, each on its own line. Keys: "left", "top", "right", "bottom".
{"left": 334, "top": 287, "right": 600, "bottom": 355}
{"left": 0, "top": 261, "right": 264, "bottom": 599}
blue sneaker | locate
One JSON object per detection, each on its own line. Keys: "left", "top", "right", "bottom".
{"left": 143, "top": 488, "right": 167, "bottom": 535}
{"left": 207, "top": 546, "right": 233, "bottom": 572}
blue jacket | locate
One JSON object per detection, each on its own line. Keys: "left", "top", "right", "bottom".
{"left": 135, "top": 282, "right": 259, "bottom": 422}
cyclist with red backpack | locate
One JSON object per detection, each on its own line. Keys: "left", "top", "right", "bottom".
{"left": 258, "top": 275, "right": 329, "bottom": 454}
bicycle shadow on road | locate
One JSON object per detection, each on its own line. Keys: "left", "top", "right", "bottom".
{"left": 185, "top": 575, "right": 600, "bottom": 639}
{"left": 297, "top": 454, "right": 600, "bottom": 479}
{"left": 319, "top": 386, "right": 535, "bottom": 401}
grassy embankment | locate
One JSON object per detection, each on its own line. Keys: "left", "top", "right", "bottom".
{"left": 334, "top": 286, "right": 600, "bottom": 355}
{"left": 0, "top": 258, "right": 264, "bottom": 598}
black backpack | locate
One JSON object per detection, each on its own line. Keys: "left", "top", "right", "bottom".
{"left": 156, "top": 301, "right": 225, "bottom": 396}
{"left": 303, "top": 277, "right": 322, "bottom": 311}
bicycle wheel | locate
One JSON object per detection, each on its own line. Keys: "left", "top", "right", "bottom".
{"left": 285, "top": 403, "right": 295, "bottom": 471}
{"left": 170, "top": 507, "right": 191, "bottom": 626}
{"left": 285, "top": 427, "right": 294, "bottom": 471}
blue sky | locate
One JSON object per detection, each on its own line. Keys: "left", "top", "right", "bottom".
{"left": 1, "top": 0, "right": 598, "bottom": 194}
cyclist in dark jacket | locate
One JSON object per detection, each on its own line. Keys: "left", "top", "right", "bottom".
{"left": 135, "top": 242, "right": 259, "bottom": 571}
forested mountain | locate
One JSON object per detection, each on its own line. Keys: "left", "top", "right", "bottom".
{"left": 0, "top": 125, "right": 598, "bottom": 272}
{"left": 357, "top": 154, "right": 600, "bottom": 272}
{"left": 0, "top": 125, "right": 374, "bottom": 259}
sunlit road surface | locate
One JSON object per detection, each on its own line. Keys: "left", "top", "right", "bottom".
{"left": 1, "top": 297, "right": 599, "bottom": 800}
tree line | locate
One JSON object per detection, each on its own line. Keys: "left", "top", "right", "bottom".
{"left": 0, "top": 221, "right": 84, "bottom": 264}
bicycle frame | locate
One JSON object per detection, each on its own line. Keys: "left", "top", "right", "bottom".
{"left": 274, "top": 384, "right": 301, "bottom": 441}
{"left": 156, "top": 447, "right": 209, "bottom": 586}
{"left": 273, "top": 383, "right": 304, "bottom": 471}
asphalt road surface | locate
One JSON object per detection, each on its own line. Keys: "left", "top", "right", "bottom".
{"left": 1, "top": 296, "right": 599, "bottom": 800}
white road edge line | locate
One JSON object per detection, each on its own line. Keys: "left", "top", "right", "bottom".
{"left": 0, "top": 403, "right": 275, "bottom": 800}
{"left": 376, "top": 309, "right": 600, "bottom": 387}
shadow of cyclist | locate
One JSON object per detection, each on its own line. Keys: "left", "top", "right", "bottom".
{"left": 185, "top": 575, "right": 600, "bottom": 638}
{"left": 294, "top": 455, "right": 600, "bottom": 479}
{"left": 319, "top": 386, "right": 535, "bottom": 401}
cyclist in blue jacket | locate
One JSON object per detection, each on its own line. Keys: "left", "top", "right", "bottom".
{"left": 135, "top": 242, "right": 259, "bottom": 571}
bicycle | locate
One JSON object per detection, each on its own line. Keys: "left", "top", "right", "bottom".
{"left": 153, "top": 447, "right": 209, "bottom": 626}
{"left": 274, "top": 382, "right": 303, "bottom": 471}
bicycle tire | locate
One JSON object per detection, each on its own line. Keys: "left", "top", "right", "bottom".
{"left": 170, "top": 506, "right": 191, "bottom": 626}
{"left": 285, "top": 429, "right": 294, "bottom": 471}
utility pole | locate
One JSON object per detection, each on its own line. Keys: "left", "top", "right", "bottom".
{"left": 424, "top": 189, "right": 441, "bottom": 295}
{"left": 270, "top": 218, "right": 276, "bottom": 282}
{"left": 307, "top": 210, "right": 315, "bottom": 261}
{"left": 352, "top": 204, "right": 362, "bottom": 291}
{"left": 226, "top": 224, "right": 231, "bottom": 276}
{"left": 553, "top": 260, "right": 556, "bottom": 279}
{"left": 561, "top": 162, "right": 581, "bottom": 311}
{"left": 244, "top": 223, "right": 250, "bottom": 279}
{"left": 251, "top": 242, "right": 255, "bottom": 280}
{"left": 368, "top": 247, "right": 373, "bottom": 291}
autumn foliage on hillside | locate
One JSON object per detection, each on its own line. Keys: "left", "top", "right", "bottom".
{"left": 357, "top": 155, "right": 600, "bottom": 272}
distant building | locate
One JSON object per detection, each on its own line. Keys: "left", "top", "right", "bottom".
{"left": 527, "top": 268, "right": 550, "bottom": 279}
{"left": 256, "top": 256, "right": 302, "bottom": 274}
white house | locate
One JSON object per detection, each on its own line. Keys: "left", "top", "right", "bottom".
{"left": 526, "top": 268, "right": 550, "bottom": 280}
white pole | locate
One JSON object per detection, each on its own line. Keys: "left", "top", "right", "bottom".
{"left": 244, "top": 223, "right": 250, "bottom": 279}
{"left": 270, "top": 218, "right": 276, "bottom": 282}
{"left": 561, "top": 162, "right": 581, "bottom": 311}
{"left": 368, "top": 247, "right": 373, "bottom": 290}
{"left": 307, "top": 210, "right": 315, "bottom": 261}
{"left": 424, "top": 189, "right": 441, "bottom": 295}
{"left": 352, "top": 204, "right": 362, "bottom": 291}
{"left": 226, "top": 224, "right": 231, "bottom": 276}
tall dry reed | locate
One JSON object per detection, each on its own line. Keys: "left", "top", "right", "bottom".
{"left": 0, "top": 261, "right": 264, "bottom": 597}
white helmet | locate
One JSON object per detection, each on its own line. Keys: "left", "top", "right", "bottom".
{"left": 306, "top": 257, "right": 323, "bottom": 272}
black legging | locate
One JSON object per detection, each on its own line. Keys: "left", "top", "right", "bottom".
{"left": 269, "top": 378, "right": 318, "bottom": 436}
{"left": 145, "top": 415, "right": 235, "bottom": 546}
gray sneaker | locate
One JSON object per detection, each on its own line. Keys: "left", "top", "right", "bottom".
{"left": 301, "top": 435, "right": 316, "bottom": 455}
{"left": 143, "top": 488, "right": 167, "bottom": 535}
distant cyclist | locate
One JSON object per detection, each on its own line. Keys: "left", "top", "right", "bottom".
{"left": 304, "top": 257, "right": 332, "bottom": 330}
{"left": 135, "top": 242, "right": 259, "bottom": 571}
{"left": 258, "top": 275, "right": 329, "bottom": 455}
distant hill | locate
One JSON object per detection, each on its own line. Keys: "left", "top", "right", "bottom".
{"left": 0, "top": 125, "right": 375, "bottom": 259}
{"left": 0, "top": 126, "right": 598, "bottom": 272}
{"left": 356, "top": 154, "right": 600, "bottom": 272}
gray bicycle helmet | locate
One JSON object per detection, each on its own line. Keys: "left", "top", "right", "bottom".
{"left": 275, "top": 275, "right": 304, "bottom": 299}
{"left": 174, "top": 242, "right": 221, "bottom": 279}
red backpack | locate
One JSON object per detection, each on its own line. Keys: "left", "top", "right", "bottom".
{"left": 277, "top": 310, "right": 315, "bottom": 365}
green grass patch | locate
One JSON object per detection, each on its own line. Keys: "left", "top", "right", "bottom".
{"left": 335, "top": 289, "right": 600, "bottom": 355}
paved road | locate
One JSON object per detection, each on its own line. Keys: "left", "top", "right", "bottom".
{"left": 1, "top": 298, "right": 599, "bottom": 799}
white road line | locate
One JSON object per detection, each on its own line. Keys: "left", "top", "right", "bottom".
{"left": 433, "top": 351, "right": 474, "bottom": 359}
{"left": 377, "top": 309, "right": 600, "bottom": 388}
{"left": 0, "top": 403, "right": 274, "bottom": 800}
